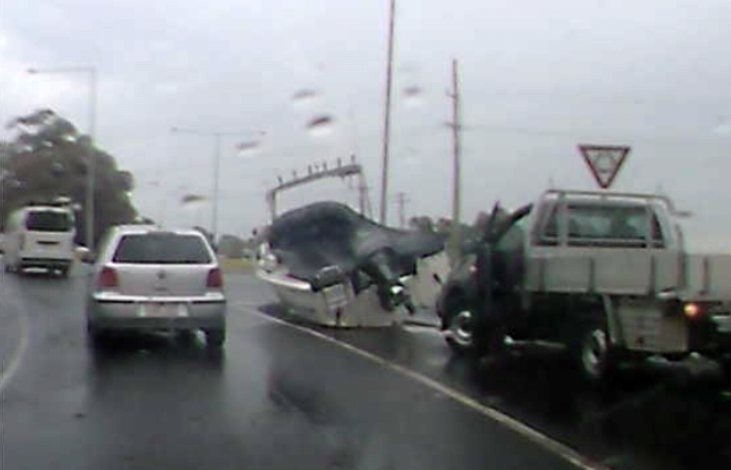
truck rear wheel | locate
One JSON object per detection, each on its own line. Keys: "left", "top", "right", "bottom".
{"left": 578, "top": 321, "right": 616, "bottom": 383}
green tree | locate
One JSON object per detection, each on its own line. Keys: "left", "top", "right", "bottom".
{"left": 0, "top": 109, "right": 138, "bottom": 245}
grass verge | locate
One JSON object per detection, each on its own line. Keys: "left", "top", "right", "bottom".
{"left": 218, "top": 257, "right": 254, "bottom": 274}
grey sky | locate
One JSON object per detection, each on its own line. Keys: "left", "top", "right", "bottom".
{"left": 1, "top": 0, "right": 730, "bottom": 250}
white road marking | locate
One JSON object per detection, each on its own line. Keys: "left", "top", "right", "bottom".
{"left": 0, "top": 299, "right": 31, "bottom": 394}
{"left": 233, "top": 302, "right": 609, "bottom": 470}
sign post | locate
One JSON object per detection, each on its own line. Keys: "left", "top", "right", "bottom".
{"left": 578, "top": 145, "right": 630, "bottom": 189}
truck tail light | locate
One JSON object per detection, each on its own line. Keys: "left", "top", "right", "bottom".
{"left": 207, "top": 268, "right": 223, "bottom": 288}
{"left": 97, "top": 266, "right": 119, "bottom": 288}
{"left": 683, "top": 302, "right": 702, "bottom": 320}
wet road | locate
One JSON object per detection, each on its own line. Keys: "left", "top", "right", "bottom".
{"left": 1, "top": 267, "right": 573, "bottom": 470}
{"left": 1, "top": 267, "right": 730, "bottom": 470}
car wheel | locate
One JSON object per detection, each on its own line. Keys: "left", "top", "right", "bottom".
{"left": 578, "top": 321, "right": 615, "bottom": 383}
{"left": 205, "top": 328, "right": 225, "bottom": 349}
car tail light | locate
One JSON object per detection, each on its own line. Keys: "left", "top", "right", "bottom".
{"left": 207, "top": 268, "right": 223, "bottom": 288}
{"left": 97, "top": 266, "right": 119, "bottom": 288}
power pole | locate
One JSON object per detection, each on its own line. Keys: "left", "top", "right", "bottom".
{"left": 394, "top": 192, "right": 409, "bottom": 228}
{"left": 379, "top": 0, "right": 397, "bottom": 225}
{"left": 447, "top": 59, "right": 463, "bottom": 261}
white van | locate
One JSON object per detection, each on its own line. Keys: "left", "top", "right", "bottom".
{"left": 3, "top": 205, "right": 77, "bottom": 277}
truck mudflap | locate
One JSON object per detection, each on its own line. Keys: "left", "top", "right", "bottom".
{"left": 613, "top": 297, "right": 689, "bottom": 354}
{"left": 609, "top": 295, "right": 731, "bottom": 379}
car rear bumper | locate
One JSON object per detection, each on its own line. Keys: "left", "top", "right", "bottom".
{"left": 88, "top": 296, "right": 226, "bottom": 331}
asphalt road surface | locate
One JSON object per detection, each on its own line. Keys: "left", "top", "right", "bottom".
{"left": 1, "top": 265, "right": 730, "bottom": 470}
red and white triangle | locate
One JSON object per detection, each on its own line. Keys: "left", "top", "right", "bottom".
{"left": 578, "top": 145, "right": 630, "bottom": 189}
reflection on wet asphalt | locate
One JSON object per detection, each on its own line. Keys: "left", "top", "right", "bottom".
{"left": 255, "top": 294, "right": 731, "bottom": 470}
{"left": 1, "top": 270, "right": 730, "bottom": 470}
{"left": 1, "top": 270, "right": 570, "bottom": 470}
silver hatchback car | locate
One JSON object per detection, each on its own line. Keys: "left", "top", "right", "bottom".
{"left": 86, "top": 226, "right": 226, "bottom": 348}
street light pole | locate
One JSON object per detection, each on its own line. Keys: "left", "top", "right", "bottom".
{"left": 28, "top": 66, "right": 98, "bottom": 251}
{"left": 447, "top": 59, "right": 463, "bottom": 263}
{"left": 212, "top": 133, "right": 222, "bottom": 239}
{"left": 170, "top": 127, "right": 262, "bottom": 242}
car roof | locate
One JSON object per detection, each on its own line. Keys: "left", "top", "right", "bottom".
{"left": 110, "top": 225, "right": 209, "bottom": 238}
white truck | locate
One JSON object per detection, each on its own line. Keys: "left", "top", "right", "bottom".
{"left": 436, "top": 189, "right": 731, "bottom": 382}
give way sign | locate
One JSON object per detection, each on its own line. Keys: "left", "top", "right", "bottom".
{"left": 578, "top": 144, "right": 630, "bottom": 189}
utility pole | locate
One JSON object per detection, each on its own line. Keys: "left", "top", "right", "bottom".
{"left": 394, "top": 192, "right": 409, "bottom": 228}
{"left": 447, "top": 59, "right": 463, "bottom": 261}
{"left": 379, "top": 0, "right": 397, "bottom": 225}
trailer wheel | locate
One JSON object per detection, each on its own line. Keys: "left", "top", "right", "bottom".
{"left": 578, "top": 321, "right": 616, "bottom": 383}
{"left": 445, "top": 300, "right": 503, "bottom": 357}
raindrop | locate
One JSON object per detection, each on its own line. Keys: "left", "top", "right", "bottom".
{"left": 236, "top": 141, "right": 261, "bottom": 156}
{"left": 306, "top": 115, "right": 335, "bottom": 137}
{"left": 291, "top": 89, "right": 319, "bottom": 108}
{"left": 403, "top": 86, "right": 424, "bottom": 107}
{"left": 713, "top": 117, "right": 731, "bottom": 136}
{"left": 403, "top": 86, "right": 422, "bottom": 97}
{"left": 180, "top": 193, "right": 207, "bottom": 207}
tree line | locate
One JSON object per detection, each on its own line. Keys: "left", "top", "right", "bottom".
{"left": 0, "top": 109, "right": 138, "bottom": 246}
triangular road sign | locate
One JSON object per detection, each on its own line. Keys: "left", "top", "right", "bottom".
{"left": 578, "top": 145, "right": 630, "bottom": 189}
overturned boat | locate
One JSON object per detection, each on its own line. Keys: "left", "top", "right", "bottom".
{"left": 256, "top": 201, "right": 448, "bottom": 327}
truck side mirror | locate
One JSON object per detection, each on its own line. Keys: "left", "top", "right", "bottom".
{"left": 75, "top": 246, "right": 95, "bottom": 264}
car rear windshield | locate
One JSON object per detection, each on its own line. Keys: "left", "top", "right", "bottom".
{"left": 112, "top": 233, "right": 213, "bottom": 264}
{"left": 25, "top": 210, "right": 73, "bottom": 232}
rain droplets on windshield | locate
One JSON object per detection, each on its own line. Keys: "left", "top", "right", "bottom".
{"left": 306, "top": 115, "right": 335, "bottom": 137}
